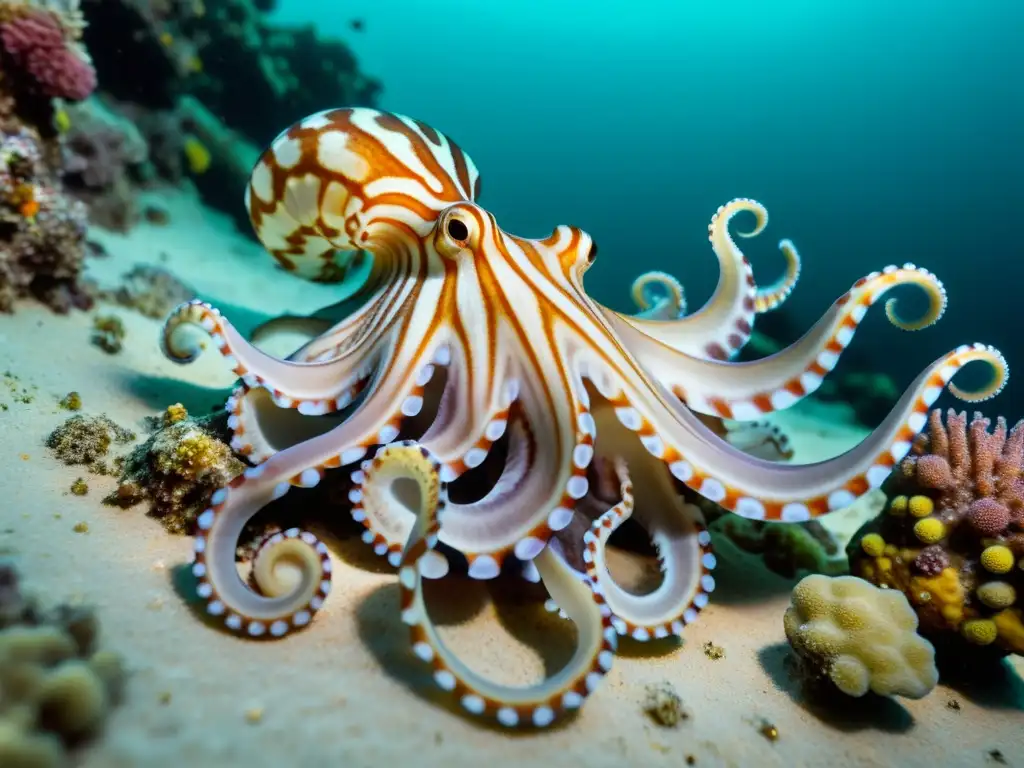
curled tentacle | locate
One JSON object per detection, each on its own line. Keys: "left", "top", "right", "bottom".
{"left": 630, "top": 271, "right": 686, "bottom": 320}
{"left": 349, "top": 377, "right": 596, "bottom": 581}
{"left": 585, "top": 343, "right": 1007, "bottom": 521}
{"left": 614, "top": 200, "right": 801, "bottom": 362}
{"left": 754, "top": 238, "right": 801, "bottom": 313}
{"left": 578, "top": 456, "right": 717, "bottom": 641}
{"left": 163, "top": 300, "right": 381, "bottom": 415}
{"left": 604, "top": 263, "right": 948, "bottom": 420}
{"left": 189, "top": 339, "right": 447, "bottom": 634}
{"left": 383, "top": 442, "right": 616, "bottom": 729}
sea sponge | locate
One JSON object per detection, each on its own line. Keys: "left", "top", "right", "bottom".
{"left": 783, "top": 574, "right": 939, "bottom": 699}
{"left": 0, "top": 561, "right": 125, "bottom": 767}
{"left": 848, "top": 409, "right": 1024, "bottom": 658}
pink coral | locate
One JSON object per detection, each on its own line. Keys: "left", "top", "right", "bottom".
{"left": 0, "top": 10, "right": 96, "bottom": 101}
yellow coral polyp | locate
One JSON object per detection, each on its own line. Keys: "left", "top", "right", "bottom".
{"left": 912, "top": 517, "right": 945, "bottom": 544}
{"left": 980, "top": 545, "right": 1014, "bottom": 574}
{"left": 961, "top": 618, "right": 998, "bottom": 645}
{"left": 909, "top": 568, "right": 965, "bottom": 628}
{"left": 888, "top": 495, "right": 908, "bottom": 515}
{"left": 907, "top": 495, "right": 934, "bottom": 518}
{"left": 976, "top": 581, "right": 1016, "bottom": 610}
{"left": 992, "top": 608, "right": 1024, "bottom": 654}
{"left": 860, "top": 533, "right": 886, "bottom": 557}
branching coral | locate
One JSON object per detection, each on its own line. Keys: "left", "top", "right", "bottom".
{"left": 0, "top": 1, "right": 96, "bottom": 101}
{"left": 108, "top": 405, "right": 245, "bottom": 534}
{"left": 783, "top": 574, "right": 939, "bottom": 699}
{"left": 0, "top": 561, "right": 126, "bottom": 767}
{"left": 848, "top": 409, "right": 1024, "bottom": 657}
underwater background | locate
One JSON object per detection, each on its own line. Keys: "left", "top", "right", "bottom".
{"left": 1, "top": 1, "right": 1023, "bottom": 765}
{"left": 271, "top": 0, "right": 1023, "bottom": 410}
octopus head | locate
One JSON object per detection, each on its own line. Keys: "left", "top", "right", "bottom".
{"left": 245, "top": 107, "right": 483, "bottom": 282}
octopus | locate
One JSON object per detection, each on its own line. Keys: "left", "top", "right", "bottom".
{"left": 161, "top": 107, "right": 1008, "bottom": 728}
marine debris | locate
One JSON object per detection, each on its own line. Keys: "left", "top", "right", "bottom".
{"left": 0, "top": 560, "right": 126, "bottom": 767}
{"left": 0, "top": 0, "right": 96, "bottom": 312}
{"left": 107, "top": 405, "right": 244, "bottom": 534}
{"left": 849, "top": 408, "right": 1024, "bottom": 659}
{"left": 642, "top": 681, "right": 688, "bottom": 727}
{"left": 783, "top": 573, "right": 939, "bottom": 699}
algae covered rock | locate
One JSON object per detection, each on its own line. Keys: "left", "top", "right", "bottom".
{"left": 783, "top": 574, "right": 938, "bottom": 699}
{"left": 108, "top": 404, "right": 244, "bottom": 533}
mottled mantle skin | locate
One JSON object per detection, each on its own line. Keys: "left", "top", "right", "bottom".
{"left": 161, "top": 107, "right": 1007, "bottom": 728}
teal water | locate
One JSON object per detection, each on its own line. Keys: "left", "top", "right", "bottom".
{"left": 274, "top": 0, "right": 1022, "bottom": 410}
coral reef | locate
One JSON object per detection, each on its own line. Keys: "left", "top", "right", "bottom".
{"left": 61, "top": 97, "right": 148, "bottom": 231}
{"left": 108, "top": 405, "right": 245, "bottom": 534}
{"left": 848, "top": 409, "right": 1024, "bottom": 658}
{"left": 0, "top": 560, "right": 126, "bottom": 767}
{"left": 0, "top": 1, "right": 96, "bottom": 312}
{"left": 46, "top": 413, "right": 135, "bottom": 475}
{"left": 77, "top": 0, "right": 380, "bottom": 229}
{"left": 783, "top": 574, "right": 939, "bottom": 699}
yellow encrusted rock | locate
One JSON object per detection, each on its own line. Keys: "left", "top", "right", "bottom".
{"left": 783, "top": 574, "right": 938, "bottom": 699}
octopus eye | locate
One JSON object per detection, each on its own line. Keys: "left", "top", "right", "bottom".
{"left": 446, "top": 217, "right": 469, "bottom": 241}
{"left": 587, "top": 243, "right": 599, "bottom": 264}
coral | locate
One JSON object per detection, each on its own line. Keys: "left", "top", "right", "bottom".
{"left": 61, "top": 97, "right": 148, "bottom": 231}
{"left": 848, "top": 409, "right": 1024, "bottom": 657}
{"left": 783, "top": 574, "right": 939, "bottom": 699}
{"left": 78, "top": 0, "right": 380, "bottom": 229}
{"left": 0, "top": 126, "right": 92, "bottom": 312}
{"left": 45, "top": 413, "right": 135, "bottom": 474}
{"left": 0, "top": 561, "right": 126, "bottom": 767}
{"left": 108, "top": 406, "right": 245, "bottom": 534}
{"left": 0, "top": 4, "right": 96, "bottom": 101}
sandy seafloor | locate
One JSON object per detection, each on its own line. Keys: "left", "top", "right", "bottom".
{"left": 1, "top": 189, "right": 1021, "bottom": 768}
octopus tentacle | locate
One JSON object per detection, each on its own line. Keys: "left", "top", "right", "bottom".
{"left": 606, "top": 263, "right": 948, "bottom": 420}
{"left": 591, "top": 343, "right": 1007, "bottom": 521}
{"left": 163, "top": 300, "right": 382, "bottom": 415}
{"left": 630, "top": 271, "right": 686, "bottom": 320}
{"left": 580, "top": 458, "right": 716, "bottom": 640}
{"left": 615, "top": 199, "right": 793, "bottom": 361}
{"left": 188, "top": 337, "right": 448, "bottom": 634}
{"left": 225, "top": 377, "right": 371, "bottom": 462}
{"left": 376, "top": 442, "right": 617, "bottom": 728}
{"left": 755, "top": 238, "right": 801, "bottom": 313}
